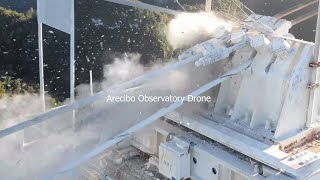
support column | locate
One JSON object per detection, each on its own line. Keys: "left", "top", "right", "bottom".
{"left": 70, "top": 0, "right": 76, "bottom": 124}
{"left": 205, "top": 0, "right": 212, "bottom": 12}
{"left": 70, "top": 0, "right": 75, "bottom": 105}
{"left": 307, "top": 0, "right": 320, "bottom": 127}
{"left": 38, "top": 22, "right": 45, "bottom": 112}
{"left": 90, "top": 70, "right": 93, "bottom": 96}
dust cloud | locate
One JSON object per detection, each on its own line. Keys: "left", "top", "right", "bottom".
{"left": 0, "top": 12, "right": 230, "bottom": 179}
{"left": 166, "top": 12, "right": 235, "bottom": 49}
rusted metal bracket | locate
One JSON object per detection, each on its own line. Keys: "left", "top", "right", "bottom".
{"left": 308, "top": 63, "right": 320, "bottom": 88}
{"left": 308, "top": 83, "right": 320, "bottom": 89}
{"left": 309, "top": 62, "right": 320, "bottom": 68}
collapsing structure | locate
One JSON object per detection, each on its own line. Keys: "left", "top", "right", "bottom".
{"left": 2, "top": 0, "right": 320, "bottom": 179}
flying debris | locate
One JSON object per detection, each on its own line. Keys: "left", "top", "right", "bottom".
{"left": 2, "top": 0, "right": 320, "bottom": 180}
{"left": 91, "top": 18, "right": 104, "bottom": 27}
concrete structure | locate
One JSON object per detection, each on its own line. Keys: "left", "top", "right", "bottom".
{"left": 129, "top": 14, "right": 320, "bottom": 180}
{"left": 52, "top": 11, "right": 320, "bottom": 179}
{"left": 2, "top": 0, "right": 320, "bottom": 180}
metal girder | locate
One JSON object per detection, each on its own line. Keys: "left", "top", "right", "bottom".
{"left": 50, "top": 59, "right": 254, "bottom": 178}
{"left": 307, "top": 0, "right": 320, "bottom": 127}
{"left": 274, "top": 0, "right": 319, "bottom": 26}
{"left": 149, "top": 121, "right": 268, "bottom": 180}
{"left": 164, "top": 113, "right": 299, "bottom": 178}
{"left": 205, "top": 0, "right": 212, "bottom": 12}
{"left": 0, "top": 91, "right": 106, "bottom": 138}
{"left": 0, "top": 54, "right": 201, "bottom": 139}
{"left": 292, "top": 9, "right": 318, "bottom": 25}
{"left": 275, "top": 0, "right": 318, "bottom": 19}
{"left": 158, "top": 121, "right": 293, "bottom": 179}
{"left": 37, "top": 0, "right": 76, "bottom": 114}
{"left": 104, "top": 0, "right": 181, "bottom": 16}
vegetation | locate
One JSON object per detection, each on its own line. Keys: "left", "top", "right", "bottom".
{"left": 213, "top": 0, "right": 247, "bottom": 19}
{"left": 0, "top": 76, "right": 35, "bottom": 97}
{"left": 0, "top": 1, "right": 176, "bottom": 102}
{"left": 0, "top": 0, "right": 262, "bottom": 102}
{"left": 0, "top": 6, "right": 34, "bottom": 22}
{"left": 0, "top": 76, "right": 60, "bottom": 107}
{"left": 0, "top": 7, "right": 39, "bottom": 97}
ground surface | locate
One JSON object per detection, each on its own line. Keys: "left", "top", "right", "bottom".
{"left": 80, "top": 146, "right": 168, "bottom": 180}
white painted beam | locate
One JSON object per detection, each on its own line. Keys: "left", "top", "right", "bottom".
{"left": 70, "top": 0, "right": 76, "bottom": 125}
{"left": 274, "top": 0, "right": 318, "bottom": 19}
{"left": 0, "top": 54, "right": 201, "bottom": 138}
{"left": 205, "top": 0, "right": 212, "bottom": 12}
{"left": 50, "top": 59, "right": 254, "bottom": 177}
{"left": 152, "top": 121, "right": 268, "bottom": 179}
{"left": 307, "top": 0, "right": 320, "bottom": 127}
{"left": 38, "top": 22, "right": 45, "bottom": 112}
{"left": 165, "top": 114, "right": 299, "bottom": 177}
{"left": 0, "top": 91, "right": 107, "bottom": 138}
{"left": 292, "top": 9, "right": 318, "bottom": 26}
{"left": 104, "top": 0, "right": 181, "bottom": 16}
{"left": 90, "top": 70, "right": 93, "bottom": 96}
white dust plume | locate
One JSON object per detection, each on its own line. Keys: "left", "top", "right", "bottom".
{"left": 166, "top": 12, "right": 235, "bottom": 49}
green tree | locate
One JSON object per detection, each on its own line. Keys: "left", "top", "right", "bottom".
{"left": 0, "top": 76, "right": 36, "bottom": 97}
